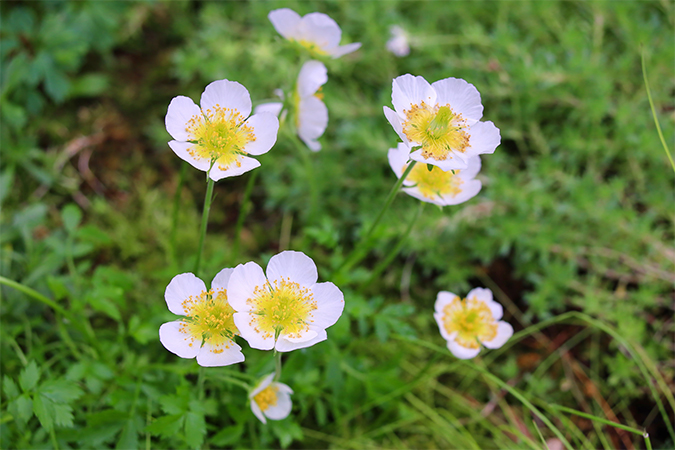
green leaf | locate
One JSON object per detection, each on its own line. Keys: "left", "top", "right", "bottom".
{"left": 19, "top": 361, "right": 40, "bottom": 392}
{"left": 0, "top": 100, "right": 27, "bottom": 129}
{"left": 44, "top": 69, "right": 71, "bottom": 103}
{"left": 62, "top": 203, "right": 83, "bottom": 234}
{"left": 32, "top": 393, "right": 54, "bottom": 432}
{"left": 0, "top": 169, "right": 15, "bottom": 206}
{"left": 145, "top": 414, "right": 183, "bottom": 437}
{"left": 40, "top": 379, "right": 83, "bottom": 403}
{"left": 70, "top": 73, "right": 109, "bottom": 97}
{"left": 427, "top": 163, "right": 434, "bottom": 171}
{"left": 52, "top": 401, "right": 76, "bottom": 428}
{"left": 76, "top": 225, "right": 113, "bottom": 247}
{"left": 3, "top": 376, "right": 20, "bottom": 398}
{"left": 47, "top": 276, "right": 70, "bottom": 301}
{"left": 9, "top": 395, "right": 33, "bottom": 424}
{"left": 211, "top": 424, "right": 244, "bottom": 447}
{"left": 270, "top": 420, "right": 303, "bottom": 448}
{"left": 184, "top": 411, "right": 206, "bottom": 449}
{"left": 116, "top": 418, "right": 139, "bottom": 449}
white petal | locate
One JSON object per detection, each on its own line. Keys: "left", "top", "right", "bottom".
{"left": 263, "top": 387, "right": 293, "bottom": 420}
{"left": 298, "top": 96, "right": 328, "bottom": 151}
{"left": 392, "top": 74, "right": 436, "bottom": 116}
{"left": 208, "top": 155, "right": 260, "bottom": 181}
{"left": 281, "top": 329, "right": 318, "bottom": 343}
{"left": 482, "top": 321, "right": 514, "bottom": 349}
{"left": 434, "top": 291, "right": 460, "bottom": 314}
{"left": 410, "top": 149, "right": 469, "bottom": 171}
{"left": 242, "top": 113, "right": 279, "bottom": 156}
{"left": 268, "top": 8, "right": 301, "bottom": 40}
{"left": 434, "top": 311, "right": 458, "bottom": 343}
{"left": 297, "top": 12, "right": 341, "bottom": 50}
{"left": 383, "top": 106, "right": 409, "bottom": 145}
{"left": 228, "top": 262, "right": 267, "bottom": 312}
{"left": 266, "top": 251, "right": 318, "bottom": 287}
{"left": 254, "top": 102, "right": 283, "bottom": 117}
{"left": 387, "top": 142, "right": 412, "bottom": 183}
{"left": 329, "top": 42, "right": 362, "bottom": 59}
{"left": 437, "top": 179, "right": 481, "bottom": 206}
{"left": 159, "top": 321, "right": 200, "bottom": 359}
{"left": 467, "top": 121, "right": 501, "bottom": 157}
{"left": 250, "top": 373, "right": 275, "bottom": 398}
{"left": 431, "top": 78, "right": 484, "bottom": 124}
{"left": 309, "top": 282, "right": 344, "bottom": 329}
{"left": 165, "top": 273, "right": 207, "bottom": 315}
{"left": 165, "top": 96, "right": 201, "bottom": 141}
{"left": 297, "top": 60, "right": 328, "bottom": 98}
{"left": 274, "top": 327, "right": 327, "bottom": 352}
{"left": 196, "top": 340, "right": 245, "bottom": 367}
{"left": 467, "top": 287, "right": 493, "bottom": 304}
{"left": 201, "top": 79, "right": 252, "bottom": 119}
{"left": 168, "top": 140, "right": 211, "bottom": 172}
{"left": 250, "top": 401, "right": 267, "bottom": 424}
{"left": 211, "top": 267, "right": 235, "bottom": 292}
{"left": 447, "top": 340, "right": 481, "bottom": 359}
{"left": 233, "top": 312, "right": 275, "bottom": 350}
{"left": 402, "top": 187, "right": 445, "bottom": 206}
{"left": 457, "top": 156, "right": 482, "bottom": 181}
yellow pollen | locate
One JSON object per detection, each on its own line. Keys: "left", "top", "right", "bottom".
{"left": 293, "top": 39, "right": 329, "bottom": 56}
{"left": 246, "top": 278, "right": 318, "bottom": 339}
{"left": 441, "top": 296, "right": 497, "bottom": 349}
{"left": 179, "top": 289, "right": 239, "bottom": 349}
{"left": 402, "top": 102, "right": 469, "bottom": 161}
{"left": 405, "top": 163, "right": 463, "bottom": 200}
{"left": 185, "top": 104, "right": 256, "bottom": 171}
{"left": 253, "top": 385, "right": 278, "bottom": 412}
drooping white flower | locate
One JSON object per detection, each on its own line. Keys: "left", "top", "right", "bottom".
{"left": 249, "top": 373, "right": 293, "bottom": 424}
{"left": 388, "top": 142, "right": 482, "bottom": 206}
{"left": 165, "top": 79, "right": 279, "bottom": 181}
{"left": 159, "top": 269, "right": 245, "bottom": 367}
{"left": 268, "top": 8, "right": 361, "bottom": 59}
{"left": 384, "top": 74, "right": 500, "bottom": 171}
{"left": 386, "top": 25, "right": 410, "bottom": 57}
{"left": 228, "top": 251, "right": 344, "bottom": 352}
{"left": 434, "top": 288, "right": 513, "bottom": 359}
{"left": 255, "top": 60, "right": 328, "bottom": 151}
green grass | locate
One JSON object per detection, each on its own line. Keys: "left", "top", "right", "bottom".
{"left": 1, "top": 1, "right": 673, "bottom": 449}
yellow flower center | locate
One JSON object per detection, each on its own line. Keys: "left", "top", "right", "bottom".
{"left": 405, "top": 163, "right": 463, "bottom": 200}
{"left": 179, "top": 289, "right": 238, "bottom": 350}
{"left": 253, "top": 385, "right": 279, "bottom": 412}
{"left": 402, "top": 102, "right": 469, "bottom": 161}
{"left": 293, "top": 39, "right": 329, "bottom": 56}
{"left": 246, "top": 278, "right": 318, "bottom": 339}
{"left": 441, "top": 296, "right": 497, "bottom": 349}
{"left": 185, "top": 104, "right": 256, "bottom": 171}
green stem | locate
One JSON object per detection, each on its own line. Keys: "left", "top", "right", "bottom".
{"left": 170, "top": 163, "right": 188, "bottom": 263}
{"left": 360, "top": 201, "right": 424, "bottom": 291}
{"left": 194, "top": 177, "right": 215, "bottom": 276}
{"left": 548, "top": 404, "right": 650, "bottom": 438}
{"left": 641, "top": 49, "right": 675, "bottom": 172}
{"left": 233, "top": 169, "right": 259, "bottom": 261}
{"left": 285, "top": 129, "right": 318, "bottom": 222}
{"left": 197, "top": 366, "right": 206, "bottom": 401}
{"left": 274, "top": 350, "right": 282, "bottom": 381}
{"left": 333, "top": 161, "right": 417, "bottom": 279}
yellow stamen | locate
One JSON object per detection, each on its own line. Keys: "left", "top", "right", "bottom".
{"left": 253, "top": 385, "right": 278, "bottom": 411}
{"left": 185, "top": 104, "right": 256, "bottom": 171}
{"left": 246, "top": 278, "right": 318, "bottom": 340}
{"left": 402, "top": 102, "right": 469, "bottom": 161}
{"left": 441, "top": 296, "right": 497, "bottom": 349}
{"left": 293, "top": 39, "right": 329, "bottom": 56}
{"left": 405, "top": 163, "right": 463, "bottom": 199}
{"left": 179, "top": 289, "right": 238, "bottom": 350}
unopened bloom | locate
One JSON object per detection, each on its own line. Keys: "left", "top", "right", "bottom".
{"left": 268, "top": 8, "right": 361, "bottom": 59}
{"left": 249, "top": 373, "right": 293, "bottom": 424}
{"left": 386, "top": 25, "right": 410, "bottom": 57}
{"left": 165, "top": 79, "right": 279, "bottom": 181}
{"left": 384, "top": 74, "right": 500, "bottom": 171}
{"left": 228, "top": 251, "right": 344, "bottom": 352}
{"left": 159, "top": 269, "right": 244, "bottom": 367}
{"left": 255, "top": 61, "right": 328, "bottom": 151}
{"left": 388, "top": 142, "right": 482, "bottom": 206}
{"left": 434, "top": 288, "right": 513, "bottom": 359}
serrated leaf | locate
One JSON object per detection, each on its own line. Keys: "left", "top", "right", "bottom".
{"left": 211, "top": 424, "right": 244, "bottom": 446}
{"left": 3, "top": 376, "right": 20, "bottom": 398}
{"left": 116, "top": 418, "right": 138, "bottom": 449}
{"left": 19, "top": 361, "right": 40, "bottom": 392}
{"left": 145, "top": 414, "right": 183, "bottom": 437}
{"left": 52, "top": 401, "right": 75, "bottom": 428}
{"left": 271, "top": 420, "right": 303, "bottom": 449}
{"left": 40, "top": 379, "right": 83, "bottom": 403}
{"left": 62, "top": 203, "right": 82, "bottom": 234}
{"left": 44, "top": 69, "right": 71, "bottom": 103}
{"left": 9, "top": 395, "right": 33, "bottom": 424}
{"left": 184, "top": 411, "right": 206, "bottom": 450}
{"left": 33, "top": 393, "right": 54, "bottom": 431}
{"left": 159, "top": 393, "right": 187, "bottom": 415}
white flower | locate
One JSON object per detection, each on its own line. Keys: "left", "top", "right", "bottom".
{"left": 228, "top": 251, "right": 344, "bottom": 352}
{"left": 386, "top": 25, "right": 410, "bottom": 57}
{"left": 388, "top": 142, "right": 482, "bottom": 206}
{"left": 249, "top": 373, "right": 293, "bottom": 424}
{"left": 433, "top": 288, "right": 513, "bottom": 359}
{"left": 268, "top": 8, "right": 361, "bottom": 59}
{"left": 165, "top": 79, "right": 279, "bottom": 181}
{"left": 255, "top": 61, "right": 328, "bottom": 151}
{"left": 159, "top": 269, "right": 245, "bottom": 367}
{"left": 384, "top": 74, "right": 500, "bottom": 171}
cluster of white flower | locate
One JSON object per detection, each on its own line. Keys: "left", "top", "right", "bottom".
{"left": 160, "top": 7, "right": 512, "bottom": 425}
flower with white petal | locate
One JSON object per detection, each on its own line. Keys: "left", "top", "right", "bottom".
{"left": 386, "top": 25, "right": 410, "bottom": 57}
{"left": 249, "top": 373, "right": 293, "bottom": 424}
{"left": 434, "top": 287, "right": 513, "bottom": 359}
{"left": 388, "top": 142, "right": 482, "bottom": 206}
{"left": 228, "top": 250, "right": 344, "bottom": 352}
{"left": 384, "top": 74, "right": 500, "bottom": 171}
{"left": 268, "top": 8, "right": 361, "bottom": 59}
{"left": 165, "top": 79, "right": 279, "bottom": 181}
{"left": 159, "top": 269, "right": 244, "bottom": 367}
{"left": 255, "top": 60, "right": 328, "bottom": 151}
